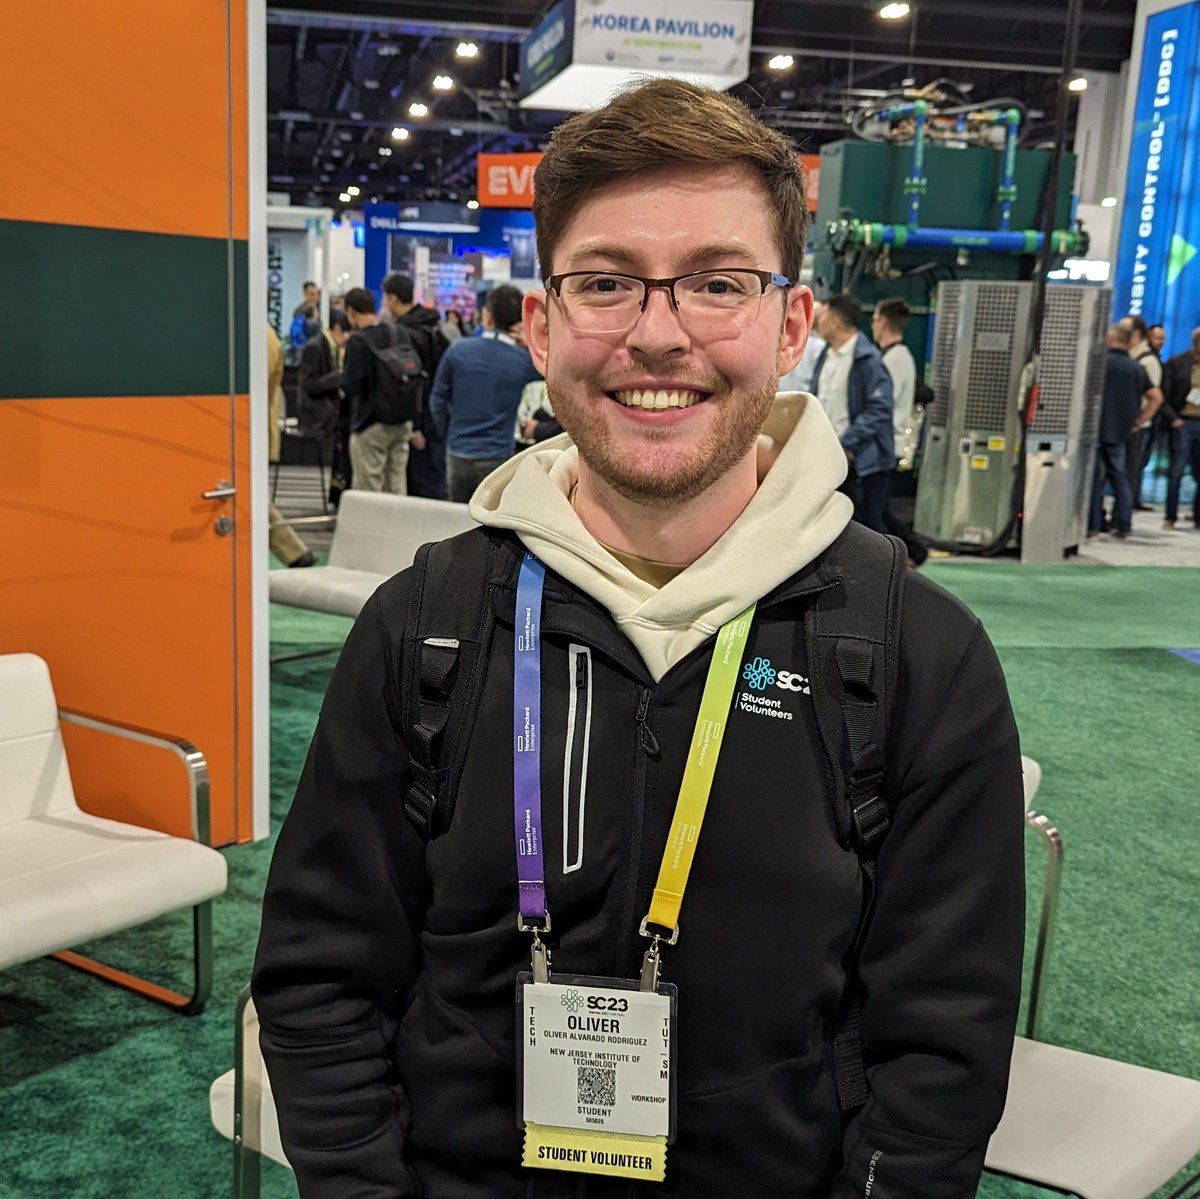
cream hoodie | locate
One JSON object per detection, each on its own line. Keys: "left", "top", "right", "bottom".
{"left": 469, "top": 392, "right": 853, "bottom": 681}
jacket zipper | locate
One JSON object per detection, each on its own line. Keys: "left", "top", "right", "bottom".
{"left": 562, "top": 644, "right": 592, "bottom": 874}
{"left": 614, "top": 687, "right": 658, "bottom": 975}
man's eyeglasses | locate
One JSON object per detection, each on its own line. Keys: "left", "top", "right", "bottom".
{"left": 544, "top": 269, "right": 792, "bottom": 335}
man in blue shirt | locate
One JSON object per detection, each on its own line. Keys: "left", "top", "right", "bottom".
{"left": 429, "top": 284, "right": 542, "bottom": 502}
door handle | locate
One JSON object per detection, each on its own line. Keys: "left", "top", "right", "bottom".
{"left": 202, "top": 481, "right": 236, "bottom": 501}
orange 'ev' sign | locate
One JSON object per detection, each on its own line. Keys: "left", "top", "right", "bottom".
{"left": 477, "top": 152, "right": 544, "bottom": 208}
{"left": 475, "top": 150, "right": 817, "bottom": 211}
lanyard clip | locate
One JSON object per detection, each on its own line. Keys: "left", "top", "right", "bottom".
{"left": 639, "top": 936, "right": 662, "bottom": 992}
{"left": 519, "top": 914, "right": 553, "bottom": 984}
{"left": 638, "top": 917, "right": 679, "bottom": 993}
{"left": 530, "top": 932, "right": 552, "bottom": 983}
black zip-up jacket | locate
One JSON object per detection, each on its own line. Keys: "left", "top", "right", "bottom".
{"left": 1161, "top": 349, "right": 1200, "bottom": 423}
{"left": 253, "top": 529, "right": 1024, "bottom": 1198}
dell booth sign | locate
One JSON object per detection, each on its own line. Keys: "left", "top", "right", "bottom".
{"left": 1113, "top": 1, "right": 1200, "bottom": 355}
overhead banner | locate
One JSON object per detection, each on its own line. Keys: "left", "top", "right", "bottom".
{"left": 477, "top": 152, "right": 544, "bottom": 208}
{"left": 1112, "top": 1, "right": 1200, "bottom": 353}
{"left": 520, "top": 0, "right": 753, "bottom": 111}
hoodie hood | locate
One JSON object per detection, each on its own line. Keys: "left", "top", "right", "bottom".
{"left": 400, "top": 304, "right": 443, "bottom": 331}
{"left": 469, "top": 392, "right": 852, "bottom": 681}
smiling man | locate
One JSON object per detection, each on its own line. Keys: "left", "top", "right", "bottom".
{"left": 253, "top": 79, "right": 1024, "bottom": 1199}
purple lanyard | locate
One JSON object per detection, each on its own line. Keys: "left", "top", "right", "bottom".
{"left": 514, "top": 551, "right": 548, "bottom": 927}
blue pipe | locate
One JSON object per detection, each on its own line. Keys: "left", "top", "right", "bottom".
{"left": 998, "top": 108, "right": 1021, "bottom": 231}
{"left": 849, "top": 222, "right": 1087, "bottom": 255}
{"left": 908, "top": 101, "right": 928, "bottom": 226}
{"left": 878, "top": 100, "right": 929, "bottom": 226}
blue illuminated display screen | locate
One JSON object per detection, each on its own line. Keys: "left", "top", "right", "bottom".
{"left": 1113, "top": 1, "right": 1200, "bottom": 353}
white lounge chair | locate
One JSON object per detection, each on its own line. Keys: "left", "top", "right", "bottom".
{"left": 0, "top": 652, "right": 227, "bottom": 1014}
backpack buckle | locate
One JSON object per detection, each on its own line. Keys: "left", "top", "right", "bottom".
{"left": 851, "top": 791, "right": 890, "bottom": 851}
{"left": 403, "top": 781, "right": 438, "bottom": 837}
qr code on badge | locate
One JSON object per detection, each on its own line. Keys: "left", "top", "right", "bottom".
{"left": 577, "top": 1064, "right": 617, "bottom": 1108}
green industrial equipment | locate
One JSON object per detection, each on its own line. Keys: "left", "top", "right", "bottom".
{"left": 810, "top": 124, "right": 1084, "bottom": 372}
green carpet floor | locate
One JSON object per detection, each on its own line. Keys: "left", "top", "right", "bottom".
{"left": 1, "top": 560, "right": 1197, "bottom": 1198}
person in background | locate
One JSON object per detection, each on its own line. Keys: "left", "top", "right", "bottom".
{"left": 298, "top": 309, "right": 349, "bottom": 444}
{"left": 514, "top": 378, "right": 561, "bottom": 449}
{"left": 871, "top": 298, "right": 928, "bottom": 566}
{"left": 1161, "top": 325, "right": 1200, "bottom": 531}
{"left": 292, "top": 280, "right": 320, "bottom": 318}
{"left": 811, "top": 294, "right": 897, "bottom": 534}
{"left": 871, "top": 299, "right": 920, "bottom": 471}
{"left": 775, "top": 326, "right": 826, "bottom": 393}
{"left": 441, "top": 309, "right": 466, "bottom": 343}
{"left": 341, "top": 287, "right": 420, "bottom": 495}
{"left": 1121, "top": 315, "right": 1164, "bottom": 510}
{"left": 428, "top": 284, "right": 542, "bottom": 502}
{"left": 266, "top": 323, "right": 315, "bottom": 568}
{"left": 382, "top": 273, "right": 451, "bottom": 499}
{"left": 298, "top": 309, "right": 350, "bottom": 502}
{"left": 1147, "top": 323, "right": 1167, "bottom": 357}
{"left": 1089, "top": 322, "right": 1162, "bottom": 539}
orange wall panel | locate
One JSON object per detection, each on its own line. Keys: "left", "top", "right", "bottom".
{"left": 0, "top": 2, "right": 247, "bottom": 239}
{"left": 0, "top": 395, "right": 252, "bottom": 845}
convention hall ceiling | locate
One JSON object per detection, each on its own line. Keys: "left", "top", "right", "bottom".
{"left": 266, "top": 0, "right": 1136, "bottom": 210}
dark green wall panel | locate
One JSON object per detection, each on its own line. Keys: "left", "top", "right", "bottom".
{"left": 0, "top": 221, "right": 249, "bottom": 399}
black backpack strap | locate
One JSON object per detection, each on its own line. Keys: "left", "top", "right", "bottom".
{"left": 805, "top": 524, "right": 906, "bottom": 1116}
{"left": 401, "top": 529, "right": 518, "bottom": 838}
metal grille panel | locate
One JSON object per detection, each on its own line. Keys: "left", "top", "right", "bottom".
{"left": 1030, "top": 289, "right": 1083, "bottom": 436}
{"left": 964, "top": 285, "right": 1022, "bottom": 432}
{"left": 927, "top": 283, "right": 960, "bottom": 427}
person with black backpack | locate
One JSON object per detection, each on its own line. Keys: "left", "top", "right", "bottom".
{"left": 341, "top": 286, "right": 426, "bottom": 494}
{"left": 382, "top": 272, "right": 451, "bottom": 499}
{"left": 254, "top": 79, "right": 1024, "bottom": 1199}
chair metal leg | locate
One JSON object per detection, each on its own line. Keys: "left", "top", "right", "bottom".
{"left": 51, "top": 900, "right": 214, "bottom": 1016}
{"left": 234, "top": 984, "right": 262, "bottom": 1199}
{"left": 1024, "top": 811, "right": 1064, "bottom": 1041}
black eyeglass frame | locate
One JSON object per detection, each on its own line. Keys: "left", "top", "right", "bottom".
{"left": 543, "top": 269, "right": 793, "bottom": 316}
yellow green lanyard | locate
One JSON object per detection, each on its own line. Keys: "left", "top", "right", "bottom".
{"left": 640, "top": 602, "right": 756, "bottom": 990}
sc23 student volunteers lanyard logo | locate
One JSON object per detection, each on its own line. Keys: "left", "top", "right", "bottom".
{"left": 512, "top": 551, "right": 755, "bottom": 1183}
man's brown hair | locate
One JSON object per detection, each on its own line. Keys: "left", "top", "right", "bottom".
{"left": 875, "top": 297, "right": 911, "bottom": 333}
{"left": 533, "top": 78, "right": 809, "bottom": 282}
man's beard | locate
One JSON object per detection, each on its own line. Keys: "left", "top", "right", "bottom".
{"left": 547, "top": 374, "right": 777, "bottom": 507}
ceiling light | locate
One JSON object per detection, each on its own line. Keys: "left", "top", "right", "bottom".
{"left": 879, "top": 2, "right": 910, "bottom": 17}
{"left": 363, "top": 79, "right": 380, "bottom": 90}
{"left": 408, "top": 102, "right": 429, "bottom": 118}
{"left": 1067, "top": 76, "right": 1088, "bottom": 92}
{"left": 339, "top": 192, "right": 352, "bottom": 203}
{"left": 379, "top": 146, "right": 393, "bottom": 156}
{"left": 456, "top": 42, "right": 479, "bottom": 59}
{"left": 1100, "top": 196, "right": 1118, "bottom": 208}
{"left": 767, "top": 55, "right": 794, "bottom": 70}
{"left": 466, "top": 199, "right": 480, "bottom": 210}
{"left": 433, "top": 75, "right": 454, "bottom": 91}
{"left": 391, "top": 126, "right": 410, "bottom": 141}
{"left": 346, "top": 185, "right": 361, "bottom": 196}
